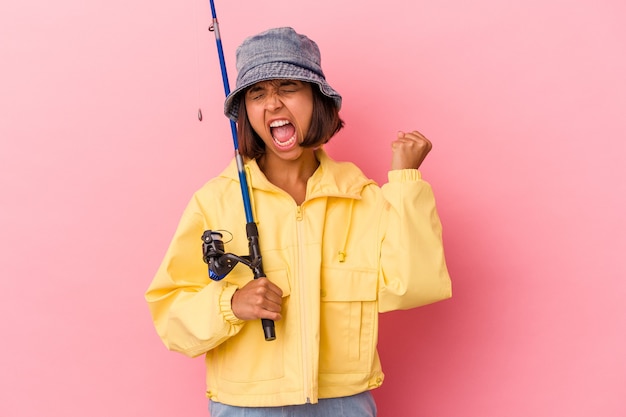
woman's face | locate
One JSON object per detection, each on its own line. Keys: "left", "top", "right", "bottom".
{"left": 244, "top": 79, "right": 313, "bottom": 161}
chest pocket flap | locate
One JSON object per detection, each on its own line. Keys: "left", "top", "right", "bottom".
{"left": 320, "top": 267, "right": 377, "bottom": 302}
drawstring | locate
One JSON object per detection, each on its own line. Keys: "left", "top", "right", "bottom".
{"left": 337, "top": 199, "right": 354, "bottom": 263}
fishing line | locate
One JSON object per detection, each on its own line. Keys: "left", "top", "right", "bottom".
{"left": 194, "top": 0, "right": 203, "bottom": 121}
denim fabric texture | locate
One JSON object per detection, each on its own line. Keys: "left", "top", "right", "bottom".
{"left": 209, "top": 391, "right": 377, "bottom": 417}
{"left": 224, "top": 27, "right": 342, "bottom": 121}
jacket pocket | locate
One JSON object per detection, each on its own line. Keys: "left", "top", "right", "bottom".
{"left": 319, "top": 267, "right": 378, "bottom": 375}
{"left": 217, "top": 268, "right": 291, "bottom": 383}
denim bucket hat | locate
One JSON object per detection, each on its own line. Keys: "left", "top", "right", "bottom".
{"left": 224, "top": 27, "right": 342, "bottom": 121}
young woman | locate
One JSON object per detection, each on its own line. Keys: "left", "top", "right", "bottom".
{"left": 146, "top": 27, "right": 452, "bottom": 417}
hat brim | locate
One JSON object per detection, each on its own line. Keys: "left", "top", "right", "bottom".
{"left": 224, "top": 62, "right": 342, "bottom": 121}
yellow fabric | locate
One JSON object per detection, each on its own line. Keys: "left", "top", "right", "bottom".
{"left": 145, "top": 148, "right": 451, "bottom": 407}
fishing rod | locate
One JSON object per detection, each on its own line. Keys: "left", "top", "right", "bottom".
{"left": 202, "top": 0, "right": 276, "bottom": 341}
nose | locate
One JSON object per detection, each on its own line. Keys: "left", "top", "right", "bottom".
{"left": 264, "top": 92, "right": 283, "bottom": 111}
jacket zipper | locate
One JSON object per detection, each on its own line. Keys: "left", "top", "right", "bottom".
{"left": 295, "top": 205, "right": 312, "bottom": 403}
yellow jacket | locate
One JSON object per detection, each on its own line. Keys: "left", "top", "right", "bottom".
{"left": 145, "top": 149, "right": 451, "bottom": 407}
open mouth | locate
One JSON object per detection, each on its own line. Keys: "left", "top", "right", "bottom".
{"left": 269, "top": 120, "right": 297, "bottom": 148}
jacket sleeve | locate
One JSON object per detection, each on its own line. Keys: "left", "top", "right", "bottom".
{"left": 144, "top": 195, "right": 245, "bottom": 358}
{"left": 377, "top": 169, "right": 452, "bottom": 312}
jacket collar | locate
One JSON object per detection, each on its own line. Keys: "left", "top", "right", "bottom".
{"left": 219, "top": 148, "right": 375, "bottom": 200}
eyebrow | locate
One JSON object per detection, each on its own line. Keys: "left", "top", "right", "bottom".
{"left": 277, "top": 80, "right": 299, "bottom": 87}
{"left": 247, "top": 80, "right": 301, "bottom": 94}
{"left": 247, "top": 85, "right": 265, "bottom": 94}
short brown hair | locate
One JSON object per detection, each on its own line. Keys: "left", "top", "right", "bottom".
{"left": 237, "top": 83, "right": 344, "bottom": 160}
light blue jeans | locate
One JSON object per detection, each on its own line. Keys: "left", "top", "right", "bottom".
{"left": 209, "top": 391, "right": 377, "bottom": 417}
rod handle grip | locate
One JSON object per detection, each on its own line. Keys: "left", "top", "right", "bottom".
{"left": 262, "top": 319, "right": 276, "bottom": 341}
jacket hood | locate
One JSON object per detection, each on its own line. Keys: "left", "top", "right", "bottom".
{"left": 219, "top": 148, "right": 375, "bottom": 200}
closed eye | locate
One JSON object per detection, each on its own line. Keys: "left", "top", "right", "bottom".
{"left": 278, "top": 81, "right": 301, "bottom": 93}
{"left": 246, "top": 80, "right": 305, "bottom": 100}
{"left": 246, "top": 87, "right": 266, "bottom": 100}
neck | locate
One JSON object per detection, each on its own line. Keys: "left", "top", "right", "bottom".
{"left": 258, "top": 149, "right": 319, "bottom": 204}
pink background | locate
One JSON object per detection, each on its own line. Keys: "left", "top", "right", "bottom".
{"left": 1, "top": 1, "right": 625, "bottom": 416}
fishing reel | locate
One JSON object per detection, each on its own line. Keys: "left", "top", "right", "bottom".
{"left": 202, "top": 230, "right": 259, "bottom": 281}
